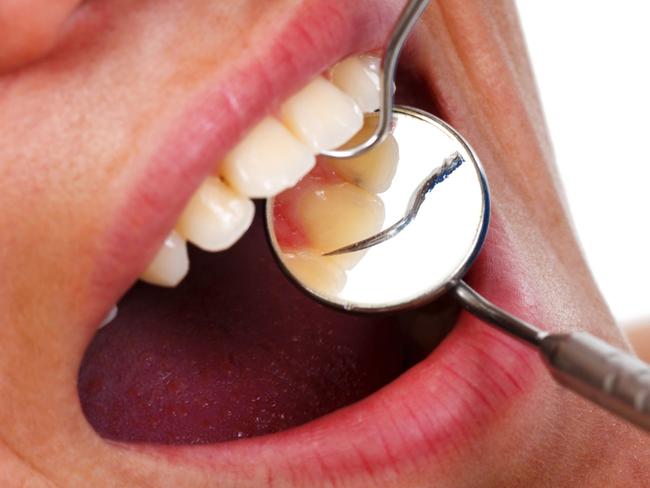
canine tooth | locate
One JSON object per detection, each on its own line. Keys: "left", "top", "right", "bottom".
{"left": 221, "top": 117, "right": 315, "bottom": 198}
{"left": 330, "top": 56, "right": 382, "bottom": 113}
{"left": 281, "top": 77, "right": 363, "bottom": 152}
{"left": 282, "top": 250, "right": 347, "bottom": 296}
{"left": 177, "top": 177, "right": 254, "bottom": 252}
{"left": 327, "top": 116, "right": 399, "bottom": 193}
{"left": 140, "top": 231, "right": 189, "bottom": 287}
{"left": 298, "top": 181, "right": 384, "bottom": 269}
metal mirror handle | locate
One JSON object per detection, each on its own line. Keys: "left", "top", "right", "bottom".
{"left": 454, "top": 281, "right": 650, "bottom": 432}
{"left": 541, "top": 332, "right": 650, "bottom": 431}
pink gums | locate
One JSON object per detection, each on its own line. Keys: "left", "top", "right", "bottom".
{"left": 273, "top": 159, "right": 343, "bottom": 250}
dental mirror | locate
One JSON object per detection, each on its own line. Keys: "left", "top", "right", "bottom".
{"left": 268, "top": 107, "right": 488, "bottom": 312}
{"left": 266, "top": 105, "right": 650, "bottom": 432}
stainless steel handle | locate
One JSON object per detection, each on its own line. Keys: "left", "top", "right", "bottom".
{"left": 540, "top": 331, "right": 650, "bottom": 431}
{"left": 453, "top": 281, "right": 650, "bottom": 431}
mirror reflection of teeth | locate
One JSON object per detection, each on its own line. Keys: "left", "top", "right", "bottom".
{"left": 297, "top": 182, "right": 385, "bottom": 271}
{"left": 282, "top": 250, "right": 348, "bottom": 296}
{"left": 326, "top": 117, "right": 399, "bottom": 194}
{"left": 272, "top": 121, "right": 398, "bottom": 295}
{"left": 138, "top": 55, "right": 384, "bottom": 289}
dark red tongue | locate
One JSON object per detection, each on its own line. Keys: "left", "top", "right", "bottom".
{"left": 78, "top": 206, "right": 407, "bottom": 444}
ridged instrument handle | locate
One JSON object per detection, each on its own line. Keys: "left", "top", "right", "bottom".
{"left": 454, "top": 281, "right": 650, "bottom": 431}
{"left": 541, "top": 331, "right": 650, "bottom": 431}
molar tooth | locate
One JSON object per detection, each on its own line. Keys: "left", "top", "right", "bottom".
{"left": 327, "top": 116, "right": 399, "bottom": 193}
{"left": 140, "top": 231, "right": 189, "bottom": 287}
{"left": 281, "top": 77, "right": 363, "bottom": 152}
{"left": 330, "top": 56, "right": 382, "bottom": 113}
{"left": 177, "top": 177, "right": 254, "bottom": 252}
{"left": 221, "top": 117, "right": 315, "bottom": 198}
{"left": 282, "top": 250, "right": 347, "bottom": 296}
{"left": 298, "top": 181, "right": 385, "bottom": 269}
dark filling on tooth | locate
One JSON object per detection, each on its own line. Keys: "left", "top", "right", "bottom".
{"left": 78, "top": 67, "right": 452, "bottom": 445}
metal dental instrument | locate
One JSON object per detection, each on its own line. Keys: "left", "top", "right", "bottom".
{"left": 323, "top": 152, "right": 464, "bottom": 256}
{"left": 266, "top": 106, "right": 650, "bottom": 432}
{"left": 320, "top": 0, "right": 431, "bottom": 159}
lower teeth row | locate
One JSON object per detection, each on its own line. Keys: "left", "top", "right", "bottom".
{"left": 140, "top": 55, "right": 384, "bottom": 288}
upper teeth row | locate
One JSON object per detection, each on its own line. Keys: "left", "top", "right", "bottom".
{"left": 140, "top": 55, "right": 382, "bottom": 288}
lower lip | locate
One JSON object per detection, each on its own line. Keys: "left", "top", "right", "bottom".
{"left": 122, "top": 216, "right": 541, "bottom": 478}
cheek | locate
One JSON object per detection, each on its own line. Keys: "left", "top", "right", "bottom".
{"left": 0, "top": 0, "right": 311, "bottom": 324}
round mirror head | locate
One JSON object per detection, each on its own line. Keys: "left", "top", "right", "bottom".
{"left": 266, "top": 106, "right": 490, "bottom": 312}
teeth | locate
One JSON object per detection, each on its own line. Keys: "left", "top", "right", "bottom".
{"left": 327, "top": 116, "right": 399, "bottom": 193}
{"left": 99, "top": 306, "right": 118, "bottom": 329}
{"left": 298, "top": 181, "right": 385, "bottom": 268}
{"left": 177, "top": 177, "right": 254, "bottom": 252}
{"left": 221, "top": 117, "right": 315, "bottom": 198}
{"left": 282, "top": 250, "right": 347, "bottom": 296}
{"left": 140, "top": 231, "right": 190, "bottom": 287}
{"left": 280, "top": 77, "right": 363, "bottom": 152}
{"left": 143, "top": 55, "right": 383, "bottom": 289}
{"left": 330, "top": 56, "right": 382, "bottom": 113}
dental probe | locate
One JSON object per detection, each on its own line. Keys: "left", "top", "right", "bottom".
{"left": 320, "top": 0, "right": 431, "bottom": 159}
{"left": 323, "top": 152, "right": 464, "bottom": 256}
{"left": 266, "top": 107, "right": 650, "bottom": 432}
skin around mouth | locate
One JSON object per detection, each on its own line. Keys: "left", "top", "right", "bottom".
{"left": 1, "top": 0, "right": 650, "bottom": 487}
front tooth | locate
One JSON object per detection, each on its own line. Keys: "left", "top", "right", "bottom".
{"left": 281, "top": 250, "right": 347, "bottom": 296}
{"left": 298, "top": 181, "right": 385, "bottom": 268}
{"left": 280, "top": 77, "right": 363, "bottom": 152}
{"left": 221, "top": 117, "right": 315, "bottom": 198}
{"left": 327, "top": 116, "right": 399, "bottom": 193}
{"left": 177, "top": 177, "right": 254, "bottom": 252}
{"left": 330, "top": 56, "right": 382, "bottom": 113}
{"left": 140, "top": 231, "right": 189, "bottom": 287}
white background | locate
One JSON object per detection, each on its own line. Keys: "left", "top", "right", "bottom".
{"left": 517, "top": 1, "right": 650, "bottom": 326}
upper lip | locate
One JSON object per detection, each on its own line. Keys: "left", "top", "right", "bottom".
{"left": 85, "top": 0, "right": 542, "bottom": 482}
{"left": 89, "top": 0, "right": 401, "bottom": 308}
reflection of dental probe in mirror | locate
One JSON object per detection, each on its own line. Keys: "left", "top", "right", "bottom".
{"left": 323, "top": 152, "right": 464, "bottom": 256}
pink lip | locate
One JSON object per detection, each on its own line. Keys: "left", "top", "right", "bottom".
{"left": 124, "top": 215, "right": 542, "bottom": 481}
{"left": 90, "top": 0, "right": 543, "bottom": 480}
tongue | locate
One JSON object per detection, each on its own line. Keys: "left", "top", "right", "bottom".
{"left": 78, "top": 205, "right": 407, "bottom": 444}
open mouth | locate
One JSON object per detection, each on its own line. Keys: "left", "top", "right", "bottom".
{"left": 73, "top": 0, "right": 541, "bottom": 481}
